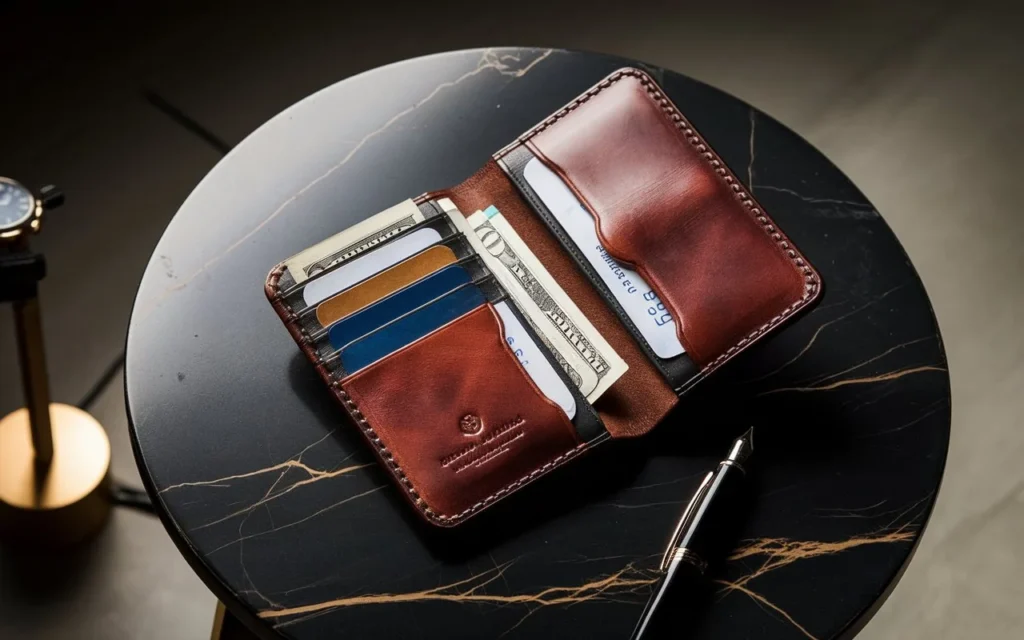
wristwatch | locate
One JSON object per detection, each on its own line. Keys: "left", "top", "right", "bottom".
{"left": 0, "top": 177, "right": 63, "bottom": 244}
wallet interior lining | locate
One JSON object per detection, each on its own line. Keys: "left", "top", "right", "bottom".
{"left": 438, "top": 160, "right": 679, "bottom": 439}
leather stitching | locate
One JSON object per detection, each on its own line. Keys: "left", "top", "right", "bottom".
{"left": 266, "top": 263, "right": 589, "bottom": 526}
{"left": 266, "top": 68, "right": 821, "bottom": 524}
{"left": 496, "top": 68, "right": 821, "bottom": 375}
{"left": 266, "top": 265, "right": 435, "bottom": 519}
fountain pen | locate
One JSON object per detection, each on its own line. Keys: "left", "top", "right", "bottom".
{"left": 630, "top": 427, "right": 755, "bottom": 640}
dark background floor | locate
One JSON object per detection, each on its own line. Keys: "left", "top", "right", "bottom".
{"left": 2, "top": 1, "right": 1023, "bottom": 638}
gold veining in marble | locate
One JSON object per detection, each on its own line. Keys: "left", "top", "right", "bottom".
{"left": 763, "top": 364, "right": 946, "bottom": 394}
{"left": 259, "top": 562, "right": 658, "bottom": 622}
{"left": 743, "top": 283, "right": 911, "bottom": 383}
{"left": 160, "top": 433, "right": 375, "bottom": 531}
{"left": 712, "top": 509, "right": 923, "bottom": 639}
{"left": 253, "top": 522, "right": 920, "bottom": 639}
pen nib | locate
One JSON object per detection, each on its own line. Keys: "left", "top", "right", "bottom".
{"left": 727, "top": 427, "right": 755, "bottom": 467}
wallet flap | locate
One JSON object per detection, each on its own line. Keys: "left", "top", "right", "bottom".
{"left": 505, "top": 68, "right": 820, "bottom": 370}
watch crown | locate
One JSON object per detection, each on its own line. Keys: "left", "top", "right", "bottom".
{"left": 39, "top": 185, "right": 64, "bottom": 209}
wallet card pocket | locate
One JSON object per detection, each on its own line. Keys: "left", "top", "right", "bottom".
{"left": 499, "top": 145, "right": 696, "bottom": 388}
{"left": 339, "top": 303, "right": 584, "bottom": 525}
{"left": 507, "top": 68, "right": 821, "bottom": 372}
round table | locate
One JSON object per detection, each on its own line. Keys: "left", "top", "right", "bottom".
{"left": 127, "top": 48, "right": 950, "bottom": 640}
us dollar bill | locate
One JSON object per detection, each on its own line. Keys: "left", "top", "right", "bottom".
{"left": 284, "top": 199, "right": 425, "bottom": 283}
{"left": 446, "top": 203, "right": 627, "bottom": 403}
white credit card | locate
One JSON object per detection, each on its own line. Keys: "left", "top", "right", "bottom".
{"left": 523, "top": 158, "right": 685, "bottom": 359}
{"left": 303, "top": 227, "right": 443, "bottom": 306}
{"left": 494, "top": 301, "right": 576, "bottom": 420}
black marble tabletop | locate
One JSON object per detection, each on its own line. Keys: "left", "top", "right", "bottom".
{"left": 127, "top": 48, "right": 950, "bottom": 640}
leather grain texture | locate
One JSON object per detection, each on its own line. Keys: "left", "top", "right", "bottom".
{"left": 513, "top": 69, "right": 820, "bottom": 369}
{"left": 341, "top": 303, "right": 582, "bottom": 525}
{"left": 439, "top": 161, "right": 679, "bottom": 439}
{"left": 264, "top": 68, "right": 822, "bottom": 527}
{"left": 267, "top": 265, "right": 585, "bottom": 526}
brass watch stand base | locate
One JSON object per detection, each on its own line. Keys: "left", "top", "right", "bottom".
{"left": 0, "top": 403, "right": 112, "bottom": 546}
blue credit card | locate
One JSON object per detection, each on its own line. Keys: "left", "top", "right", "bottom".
{"left": 339, "top": 284, "right": 486, "bottom": 373}
{"left": 328, "top": 264, "right": 473, "bottom": 350}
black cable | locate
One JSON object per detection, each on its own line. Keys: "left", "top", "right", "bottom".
{"left": 73, "top": 355, "right": 156, "bottom": 515}
{"left": 111, "top": 481, "right": 156, "bottom": 514}
{"left": 141, "top": 88, "right": 234, "bottom": 156}
{"left": 76, "top": 352, "right": 125, "bottom": 411}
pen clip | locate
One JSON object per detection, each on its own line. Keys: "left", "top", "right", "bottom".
{"left": 660, "top": 471, "right": 714, "bottom": 572}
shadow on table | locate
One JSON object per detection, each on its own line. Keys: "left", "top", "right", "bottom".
{"left": 286, "top": 347, "right": 851, "bottom": 562}
{"left": 0, "top": 535, "right": 105, "bottom": 607}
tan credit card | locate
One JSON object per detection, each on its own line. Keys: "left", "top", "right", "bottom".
{"left": 315, "top": 245, "right": 458, "bottom": 326}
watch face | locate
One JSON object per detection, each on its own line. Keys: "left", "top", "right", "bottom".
{"left": 0, "top": 179, "right": 35, "bottom": 232}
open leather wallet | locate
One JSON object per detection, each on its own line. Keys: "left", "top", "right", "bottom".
{"left": 265, "top": 68, "right": 822, "bottom": 527}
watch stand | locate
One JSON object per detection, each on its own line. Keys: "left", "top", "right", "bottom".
{"left": 0, "top": 249, "right": 112, "bottom": 546}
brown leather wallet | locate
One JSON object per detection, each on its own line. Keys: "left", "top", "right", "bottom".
{"left": 265, "top": 68, "right": 821, "bottom": 527}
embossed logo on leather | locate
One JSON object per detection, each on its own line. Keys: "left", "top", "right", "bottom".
{"left": 441, "top": 415, "right": 526, "bottom": 474}
{"left": 459, "top": 414, "right": 483, "bottom": 436}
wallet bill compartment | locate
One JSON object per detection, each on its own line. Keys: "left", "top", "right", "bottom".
{"left": 497, "top": 68, "right": 822, "bottom": 374}
{"left": 423, "top": 161, "right": 680, "bottom": 440}
{"left": 498, "top": 144, "right": 698, "bottom": 389}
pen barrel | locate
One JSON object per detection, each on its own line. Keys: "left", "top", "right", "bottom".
{"left": 679, "top": 461, "right": 748, "bottom": 564}
{"left": 630, "top": 558, "right": 706, "bottom": 640}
